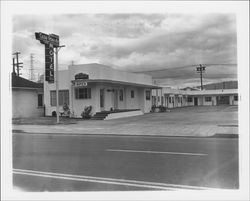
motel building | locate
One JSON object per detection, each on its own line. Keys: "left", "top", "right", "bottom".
{"left": 152, "top": 87, "right": 238, "bottom": 108}
{"left": 44, "top": 63, "right": 160, "bottom": 119}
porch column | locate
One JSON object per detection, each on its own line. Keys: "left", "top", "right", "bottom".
{"left": 156, "top": 89, "right": 158, "bottom": 107}
{"left": 161, "top": 88, "right": 163, "bottom": 106}
{"left": 71, "top": 85, "right": 74, "bottom": 116}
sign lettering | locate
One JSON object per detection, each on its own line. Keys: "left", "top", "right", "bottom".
{"left": 45, "top": 44, "right": 54, "bottom": 82}
{"left": 74, "top": 81, "right": 88, "bottom": 87}
{"left": 75, "top": 73, "right": 89, "bottom": 80}
{"left": 35, "top": 32, "right": 60, "bottom": 83}
{"left": 35, "top": 32, "right": 59, "bottom": 47}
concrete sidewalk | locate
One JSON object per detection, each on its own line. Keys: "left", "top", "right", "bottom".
{"left": 12, "top": 106, "right": 238, "bottom": 137}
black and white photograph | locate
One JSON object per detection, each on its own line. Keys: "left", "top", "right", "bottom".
{"left": 1, "top": 1, "right": 249, "bottom": 201}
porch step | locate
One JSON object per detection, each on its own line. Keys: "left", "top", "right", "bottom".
{"left": 91, "top": 109, "right": 141, "bottom": 120}
{"left": 91, "top": 111, "right": 111, "bottom": 120}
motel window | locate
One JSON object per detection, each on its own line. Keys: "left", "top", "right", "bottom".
{"left": 75, "top": 88, "right": 91, "bottom": 99}
{"left": 205, "top": 97, "right": 212, "bottom": 102}
{"left": 50, "top": 90, "right": 69, "bottom": 106}
{"left": 38, "top": 94, "right": 43, "bottom": 107}
{"left": 146, "top": 90, "right": 151, "bottom": 100}
{"left": 234, "top": 95, "right": 238, "bottom": 101}
{"left": 131, "top": 90, "right": 135, "bottom": 98}
{"left": 50, "top": 91, "right": 56, "bottom": 106}
{"left": 119, "top": 89, "right": 123, "bottom": 101}
{"left": 187, "top": 97, "right": 193, "bottom": 102}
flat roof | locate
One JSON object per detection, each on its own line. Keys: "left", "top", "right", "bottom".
{"left": 187, "top": 89, "right": 238, "bottom": 96}
{"left": 162, "top": 89, "right": 238, "bottom": 96}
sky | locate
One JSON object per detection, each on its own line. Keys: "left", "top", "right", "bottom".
{"left": 12, "top": 13, "right": 237, "bottom": 87}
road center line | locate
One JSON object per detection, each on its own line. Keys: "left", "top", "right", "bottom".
{"left": 13, "top": 168, "right": 216, "bottom": 190}
{"left": 106, "top": 149, "right": 208, "bottom": 156}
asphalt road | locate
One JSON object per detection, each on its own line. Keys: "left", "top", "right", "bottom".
{"left": 13, "top": 133, "right": 239, "bottom": 191}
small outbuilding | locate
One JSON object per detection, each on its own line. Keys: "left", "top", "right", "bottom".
{"left": 12, "top": 73, "right": 44, "bottom": 118}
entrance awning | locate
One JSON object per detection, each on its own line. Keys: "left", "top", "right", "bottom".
{"left": 71, "top": 79, "right": 161, "bottom": 89}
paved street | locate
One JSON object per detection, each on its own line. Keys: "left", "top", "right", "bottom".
{"left": 13, "top": 133, "right": 239, "bottom": 191}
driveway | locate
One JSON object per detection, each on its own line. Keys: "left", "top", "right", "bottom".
{"left": 12, "top": 106, "right": 238, "bottom": 137}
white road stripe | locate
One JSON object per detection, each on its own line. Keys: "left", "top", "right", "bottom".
{"left": 106, "top": 149, "right": 208, "bottom": 156}
{"left": 13, "top": 171, "right": 174, "bottom": 190}
{"left": 13, "top": 169, "right": 216, "bottom": 190}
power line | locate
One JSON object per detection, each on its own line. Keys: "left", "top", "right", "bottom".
{"left": 133, "top": 63, "right": 237, "bottom": 73}
{"left": 12, "top": 52, "right": 23, "bottom": 76}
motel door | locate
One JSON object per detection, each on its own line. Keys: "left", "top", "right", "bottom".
{"left": 114, "top": 90, "right": 118, "bottom": 110}
{"left": 194, "top": 97, "right": 198, "bottom": 106}
{"left": 100, "top": 89, "right": 105, "bottom": 111}
{"left": 217, "top": 96, "right": 230, "bottom": 105}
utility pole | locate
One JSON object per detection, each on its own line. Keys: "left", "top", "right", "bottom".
{"left": 12, "top": 58, "right": 16, "bottom": 75}
{"left": 13, "top": 52, "right": 23, "bottom": 76}
{"left": 30, "top": 53, "right": 35, "bottom": 81}
{"left": 196, "top": 64, "right": 206, "bottom": 90}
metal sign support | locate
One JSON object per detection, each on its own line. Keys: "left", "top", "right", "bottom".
{"left": 35, "top": 32, "right": 64, "bottom": 123}
{"left": 54, "top": 45, "right": 65, "bottom": 124}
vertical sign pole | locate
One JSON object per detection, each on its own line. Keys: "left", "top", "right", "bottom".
{"left": 55, "top": 47, "right": 60, "bottom": 124}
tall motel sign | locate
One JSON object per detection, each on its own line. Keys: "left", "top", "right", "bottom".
{"left": 35, "top": 32, "right": 64, "bottom": 123}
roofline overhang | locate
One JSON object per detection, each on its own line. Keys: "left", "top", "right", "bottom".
{"left": 71, "top": 79, "right": 161, "bottom": 89}
{"left": 12, "top": 87, "right": 43, "bottom": 90}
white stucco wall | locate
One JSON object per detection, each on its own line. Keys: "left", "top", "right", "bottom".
{"left": 69, "top": 64, "right": 154, "bottom": 86}
{"left": 44, "top": 70, "right": 71, "bottom": 116}
{"left": 187, "top": 97, "right": 194, "bottom": 106}
{"left": 12, "top": 89, "right": 44, "bottom": 118}
{"left": 203, "top": 96, "right": 213, "bottom": 106}
{"left": 125, "top": 87, "right": 140, "bottom": 110}
{"left": 73, "top": 84, "right": 99, "bottom": 117}
{"left": 44, "top": 65, "right": 154, "bottom": 116}
{"left": 137, "top": 88, "right": 152, "bottom": 113}
{"left": 212, "top": 96, "right": 217, "bottom": 106}
{"left": 144, "top": 90, "right": 152, "bottom": 113}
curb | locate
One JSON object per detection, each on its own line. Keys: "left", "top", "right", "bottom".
{"left": 12, "top": 130, "right": 238, "bottom": 139}
{"left": 209, "top": 133, "right": 238, "bottom": 138}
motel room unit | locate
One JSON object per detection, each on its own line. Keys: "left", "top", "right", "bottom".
{"left": 152, "top": 88, "right": 238, "bottom": 108}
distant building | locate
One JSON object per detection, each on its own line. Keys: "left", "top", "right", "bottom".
{"left": 12, "top": 73, "right": 44, "bottom": 118}
{"left": 197, "top": 81, "right": 238, "bottom": 90}
{"left": 152, "top": 87, "right": 238, "bottom": 108}
{"left": 181, "top": 87, "right": 200, "bottom": 91}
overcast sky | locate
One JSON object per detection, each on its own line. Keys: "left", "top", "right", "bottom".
{"left": 12, "top": 13, "right": 237, "bottom": 87}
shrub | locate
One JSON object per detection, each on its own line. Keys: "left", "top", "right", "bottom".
{"left": 151, "top": 105, "right": 156, "bottom": 112}
{"left": 81, "top": 105, "right": 92, "bottom": 119}
{"left": 159, "top": 105, "right": 167, "bottom": 112}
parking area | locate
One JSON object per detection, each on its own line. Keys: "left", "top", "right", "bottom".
{"left": 12, "top": 106, "right": 238, "bottom": 137}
